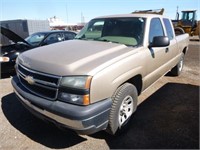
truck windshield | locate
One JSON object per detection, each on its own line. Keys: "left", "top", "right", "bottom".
{"left": 75, "top": 17, "right": 146, "bottom": 46}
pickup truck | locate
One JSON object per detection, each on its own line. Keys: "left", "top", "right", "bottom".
{"left": 12, "top": 13, "right": 189, "bottom": 135}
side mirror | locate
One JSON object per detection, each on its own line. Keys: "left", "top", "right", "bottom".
{"left": 149, "top": 36, "right": 170, "bottom": 48}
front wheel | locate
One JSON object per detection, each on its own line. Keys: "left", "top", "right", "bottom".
{"left": 170, "top": 52, "right": 184, "bottom": 76}
{"left": 106, "top": 83, "right": 138, "bottom": 135}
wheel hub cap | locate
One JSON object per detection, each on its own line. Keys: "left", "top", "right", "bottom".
{"left": 118, "top": 95, "right": 134, "bottom": 127}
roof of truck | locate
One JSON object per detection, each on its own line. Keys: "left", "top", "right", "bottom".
{"left": 95, "top": 13, "right": 164, "bottom": 19}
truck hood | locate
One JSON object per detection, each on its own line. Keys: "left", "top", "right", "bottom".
{"left": 18, "top": 40, "right": 137, "bottom": 76}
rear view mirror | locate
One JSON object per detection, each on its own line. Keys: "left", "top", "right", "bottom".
{"left": 149, "top": 36, "right": 169, "bottom": 48}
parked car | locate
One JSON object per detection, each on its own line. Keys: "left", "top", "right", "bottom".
{"left": 0, "top": 26, "right": 76, "bottom": 74}
{"left": 12, "top": 13, "right": 189, "bottom": 135}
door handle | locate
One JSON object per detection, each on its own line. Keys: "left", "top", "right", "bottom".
{"left": 165, "top": 47, "right": 169, "bottom": 53}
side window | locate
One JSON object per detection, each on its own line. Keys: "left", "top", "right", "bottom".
{"left": 149, "top": 18, "right": 164, "bottom": 43}
{"left": 163, "top": 18, "right": 174, "bottom": 40}
{"left": 64, "top": 33, "right": 76, "bottom": 40}
{"left": 43, "top": 33, "right": 64, "bottom": 45}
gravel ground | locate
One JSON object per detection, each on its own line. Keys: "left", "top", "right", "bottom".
{"left": 0, "top": 41, "right": 199, "bottom": 149}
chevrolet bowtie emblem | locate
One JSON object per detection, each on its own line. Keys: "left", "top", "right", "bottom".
{"left": 25, "top": 75, "right": 35, "bottom": 85}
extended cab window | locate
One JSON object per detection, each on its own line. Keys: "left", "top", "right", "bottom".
{"left": 163, "top": 18, "right": 174, "bottom": 40}
{"left": 149, "top": 18, "right": 164, "bottom": 43}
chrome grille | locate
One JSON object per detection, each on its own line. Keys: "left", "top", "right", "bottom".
{"left": 17, "top": 64, "right": 61, "bottom": 100}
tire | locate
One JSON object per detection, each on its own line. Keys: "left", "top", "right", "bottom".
{"left": 171, "top": 52, "right": 184, "bottom": 76}
{"left": 106, "top": 83, "right": 138, "bottom": 135}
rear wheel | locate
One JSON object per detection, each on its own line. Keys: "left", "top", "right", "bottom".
{"left": 171, "top": 52, "right": 184, "bottom": 76}
{"left": 175, "top": 27, "right": 185, "bottom": 35}
{"left": 106, "top": 83, "right": 138, "bottom": 135}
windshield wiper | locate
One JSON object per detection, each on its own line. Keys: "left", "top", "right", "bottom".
{"left": 93, "top": 38, "right": 119, "bottom": 44}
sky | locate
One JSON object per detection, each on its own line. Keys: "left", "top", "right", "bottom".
{"left": 0, "top": 0, "right": 199, "bottom": 24}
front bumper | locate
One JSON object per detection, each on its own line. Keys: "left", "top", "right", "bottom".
{"left": 12, "top": 76, "right": 112, "bottom": 135}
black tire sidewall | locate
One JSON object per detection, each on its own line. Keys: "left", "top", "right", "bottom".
{"left": 108, "top": 83, "right": 138, "bottom": 135}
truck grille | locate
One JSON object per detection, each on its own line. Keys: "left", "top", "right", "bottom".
{"left": 17, "top": 64, "right": 61, "bottom": 100}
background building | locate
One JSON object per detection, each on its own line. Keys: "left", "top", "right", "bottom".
{"left": 48, "top": 16, "right": 85, "bottom": 31}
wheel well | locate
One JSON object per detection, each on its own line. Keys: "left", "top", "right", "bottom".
{"left": 126, "top": 75, "right": 142, "bottom": 95}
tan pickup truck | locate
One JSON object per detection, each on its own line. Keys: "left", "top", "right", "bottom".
{"left": 12, "top": 13, "right": 189, "bottom": 135}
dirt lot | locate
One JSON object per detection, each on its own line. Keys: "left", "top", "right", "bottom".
{"left": 0, "top": 41, "right": 199, "bottom": 149}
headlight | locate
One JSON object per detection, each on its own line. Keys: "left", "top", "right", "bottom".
{"left": 60, "top": 76, "right": 92, "bottom": 89}
{"left": 59, "top": 76, "right": 92, "bottom": 105}
{"left": 0, "top": 57, "right": 10, "bottom": 62}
